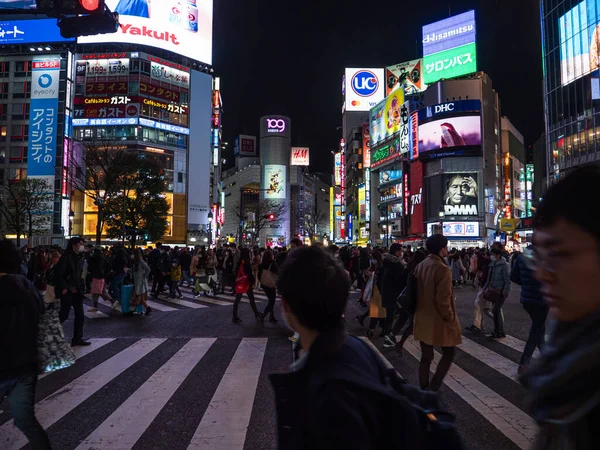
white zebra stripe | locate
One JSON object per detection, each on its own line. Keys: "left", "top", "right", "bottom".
{"left": 0, "top": 339, "right": 165, "bottom": 450}
{"left": 188, "top": 338, "right": 268, "bottom": 450}
{"left": 75, "top": 338, "right": 216, "bottom": 450}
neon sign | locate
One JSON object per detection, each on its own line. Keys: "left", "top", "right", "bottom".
{"left": 266, "top": 118, "right": 286, "bottom": 133}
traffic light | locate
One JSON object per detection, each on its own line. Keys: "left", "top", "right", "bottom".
{"left": 58, "top": 9, "right": 119, "bottom": 38}
{"left": 267, "top": 214, "right": 275, "bottom": 221}
{"left": 37, "top": 0, "right": 105, "bottom": 16}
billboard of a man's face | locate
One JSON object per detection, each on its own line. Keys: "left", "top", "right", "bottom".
{"left": 445, "top": 174, "right": 478, "bottom": 205}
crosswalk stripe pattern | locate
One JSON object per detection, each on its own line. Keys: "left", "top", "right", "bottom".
{"left": 82, "top": 289, "right": 274, "bottom": 318}
{"left": 1, "top": 333, "right": 546, "bottom": 450}
{"left": 404, "top": 337, "right": 537, "bottom": 449}
{"left": 75, "top": 338, "right": 216, "bottom": 450}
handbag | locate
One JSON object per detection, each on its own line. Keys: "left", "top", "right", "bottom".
{"left": 482, "top": 288, "right": 503, "bottom": 304}
{"left": 260, "top": 263, "right": 277, "bottom": 289}
{"left": 37, "top": 302, "right": 76, "bottom": 374}
{"left": 235, "top": 264, "right": 250, "bottom": 294}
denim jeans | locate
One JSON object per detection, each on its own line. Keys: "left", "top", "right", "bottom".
{"left": 520, "top": 303, "right": 548, "bottom": 366}
{"left": 0, "top": 372, "right": 51, "bottom": 449}
{"left": 179, "top": 270, "right": 191, "bottom": 286}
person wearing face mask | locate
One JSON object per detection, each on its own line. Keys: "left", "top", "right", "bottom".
{"left": 54, "top": 237, "right": 90, "bottom": 346}
{"left": 482, "top": 247, "right": 511, "bottom": 339}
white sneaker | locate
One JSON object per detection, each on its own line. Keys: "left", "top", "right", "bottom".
{"left": 112, "top": 301, "right": 121, "bottom": 311}
{"left": 288, "top": 332, "right": 299, "bottom": 343}
{"left": 87, "top": 306, "right": 99, "bottom": 313}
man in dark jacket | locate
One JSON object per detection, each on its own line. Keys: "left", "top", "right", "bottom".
{"left": 520, "top": 166, "right": 600, "bottom": 449}
{"left": 55, "top": 237, "right": 90, "bottom": 346}
{"left": 179, "top": 248, "right": 192, "bottom": 287}
{"left": 109, "top": 243, "right": 129, "bottom": 302}
{"left": 380, "top": 243, "right": 407, "bottom": 348}
{"left": 511, "top": 248, "right": 548, "bottom": 374}
{"left": 271, "top": 246, "right": 391, "bottom": 449}
{"left": 0, "top": 240, "right": 51, "bottom": 449}
{"left": 148, "top": 242, "right": 162, "bottom": 293}
{"left": 153, "top": 246, "right": 172, "bottom": 297}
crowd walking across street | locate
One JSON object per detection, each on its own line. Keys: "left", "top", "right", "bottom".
{"left": 1, "top": 167, "right": 600, "bottom": 449}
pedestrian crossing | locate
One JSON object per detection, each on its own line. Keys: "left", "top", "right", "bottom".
{"left": 0, "top": 333, "right": 542, "bottom": 450}
{"left": 83, "top": 288, "right": 274, "bottom": 319}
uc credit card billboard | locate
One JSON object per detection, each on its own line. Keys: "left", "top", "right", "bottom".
{"left": 78, "top": 0, "right": 213, "bottom": 64}
{"left": 345, "top": 68, "right": 385, "bottom": 112}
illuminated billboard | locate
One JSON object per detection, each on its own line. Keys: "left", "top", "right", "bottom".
{"left": 418, "top": 115, "right": 481, "bottom": 158}
{"left": 380, "top": 170, "right": 402, "bottom": 185}
{"left": 370, "top": 90, "right": 409, "bottom": 149}
{"left": 422, "top": 10, "right": 476, "bottom": 56}
{"left": 78, "top": 0, "right": 213, "bottom": 64}
{"left": 385, "top": 59, "right": 426, "bottom": 95}
{"left": 427, "top": 222, "right": 480, "bottom": 238}
{"left": 423, "top": 42, "right": 477, "bottom": 85}
{"left": 344, "top": 68, "right": 385, "bottom": 112}
{"left": 334, "top": 152, "right": 342, "bottom": 186}
{"left": 264, "top": 165, "right": 286, "bottom": 199}
{"left": 362, "top": 124, "right": 371, "bottom": 168}
{"left": 559, "top": 0, "right": 600, "bottom": 85}
{"left": 291, "top": 147, "right": 310, "bottom": 166}
{"left": 0, "top": 19, "right": 74, "bottom": 44}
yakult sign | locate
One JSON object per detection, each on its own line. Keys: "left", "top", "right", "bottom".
{"left": 78, "top": 0, "right": 213, "bottom": 64}
{"left": 345, "top": 68, "right": 385, "bottom": 112}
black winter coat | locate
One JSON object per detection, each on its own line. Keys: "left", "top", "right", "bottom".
{"left": 510, "top": 254, "right": 545, "bottom": 307}
{"left": 270, "top": 331, "right": 389, "bottom": 450}
{"left": 0, "top": 274, "right": 45, "bottom": 379}
{"left": 379, "top": 254, "right": 407, "bottom": 309}
{"left": 54, "top": 251, "right": 86, "bottom": 296}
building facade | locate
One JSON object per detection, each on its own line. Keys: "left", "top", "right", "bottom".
{"left": 541, "top": 0, "right": 600, "bottom": 182}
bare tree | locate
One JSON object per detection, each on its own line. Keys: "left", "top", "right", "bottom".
{"left": 302, "top": 206, "right": 329, "bottom": 241}
{"left": 0, "top": 177, "right": 53, "bottom": 246}
{"left": 234, "top": 199, "right": 289, "bottom": 244}
{"left": 68, "top": 140, "right": 139, "bottom": 244}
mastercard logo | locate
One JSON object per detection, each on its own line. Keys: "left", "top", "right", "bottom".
{"left": 351, "top": 100, "right": 361, "bottom": 106}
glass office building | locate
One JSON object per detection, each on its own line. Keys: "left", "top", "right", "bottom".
{"left": 541, "top": 0, "right": 600, "bottom": 182}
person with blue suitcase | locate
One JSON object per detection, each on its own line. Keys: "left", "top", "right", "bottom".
{"left": 123, "top": 249, "right": 152, "bottom": 317}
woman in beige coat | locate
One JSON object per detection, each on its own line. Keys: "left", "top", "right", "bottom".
{"left": 413, "top": 234, "right": 462, "bottom": 391}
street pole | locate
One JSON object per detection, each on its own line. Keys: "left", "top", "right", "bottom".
{"left": 238, "top": 187, "right": 244, "bottom": 247}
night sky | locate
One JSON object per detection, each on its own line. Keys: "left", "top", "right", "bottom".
{"left": 212, "top": 0, "right": 543, "bottom": 173}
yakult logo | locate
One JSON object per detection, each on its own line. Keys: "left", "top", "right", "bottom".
{"left": 266, "top": 118, "right": 286, "bottom": 133}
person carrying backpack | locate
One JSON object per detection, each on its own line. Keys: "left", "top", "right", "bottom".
{"left": 270, "top": 246, "right": 464, "bottom": 450}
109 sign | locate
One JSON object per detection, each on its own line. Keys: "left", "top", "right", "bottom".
{"left": 266, "top": 118, "right": 286, "bottom": 133}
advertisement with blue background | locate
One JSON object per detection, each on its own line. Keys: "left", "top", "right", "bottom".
{"left": 559, "top": 0, "right": 600, "bottom": 85}
{"left": 28, "top": 58, "right": 60, "bottom": 177}
{"left": 422, "top": 10, "right": 476, "bottom": 56}
{"left": 0, "top": 19, "right": 74, "bottom": 44}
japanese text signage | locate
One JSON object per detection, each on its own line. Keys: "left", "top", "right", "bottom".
{"left": 78, "top": 0, "right": 213, "bottom": 64}
{"left": 79, "top": 59, "right": 130, "bottom": 77}
{"left": 409, "top": 160, "right": 424, "bottom": 234}
{"left": 427, "top": 222, "right": 480, "bottom": 238}
{"left": 423, "top": 99, "right": 481, "bottom": 119}
{"left": 0, "top": 19, "right": 74, "bottom": 44}
{"left": 423, "top": 42, "right": 477, "bottom": 85}
{"left": 28, "top": 58, "right": 60, "bottom": 178}
{"left": 422, "top": 10, "right": 476, "bottom": 56}
{"left": 362, "top": 124, "right": 371, "bottom": 168}
{"left": 399, "top": 101, "right": 410, "bottom": 155}
{"left": 150, "top": 62, "right": 190, "bottom": 88}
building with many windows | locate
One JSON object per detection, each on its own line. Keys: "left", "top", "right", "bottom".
{"left": 541, "top": 0, "right": 600, "bottom": 182}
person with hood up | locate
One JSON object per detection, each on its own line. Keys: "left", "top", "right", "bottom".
{"left": 520, "top": 166, "right": 600, "bottom": 449}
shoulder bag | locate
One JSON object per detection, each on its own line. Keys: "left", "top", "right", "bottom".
{"left": 260, "top": 263, "right": 277, "bottom": 289}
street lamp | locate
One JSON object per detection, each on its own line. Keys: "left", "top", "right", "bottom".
{"left": 207, "top": 211, "right": 213, "bottom": 248}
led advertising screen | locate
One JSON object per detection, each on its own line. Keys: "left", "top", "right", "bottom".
{"left": 423, "top": 42, "right": 477, "bottom": 85}
{"left": 379, "top": 170, "right": 402, "bottom": 185}
{"left": 358, "top": 184, "right": 366, "bottom": 223}
{"left": 418, "top": 115, "right": 481, "bottom": 159}
{"left": 264, "top": 164, "right": 286, "bottom": 199}
{"left": 345, "top": 68, "right": 385, "bottom": 112}
{"left": 559, "top": 0, "right": 600, "bottom": 85}
{"left": 385, "top": 59, "right": 426, "bottom": 95}
{"left": 334, "top": 152, "right": 342, "bottom": 186}
{"left": 0, "top": 19, "right": 74, "bottom": 44}
{"left": 442, "top": 173, "right": 479, "bottom": 217}
{"left": 78, "top": 0, "right": 213, "bottom": 64}
{"left": 362, "top": 124, "right": 371, "bottom": 168}
{"left": 422, "top": 10, "right": 476, "bottom": 56}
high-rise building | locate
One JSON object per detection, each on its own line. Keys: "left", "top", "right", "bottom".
{"left": 540, "top": 0, "right": 600, "bottom": 182}
{"left": 0, "top": 4, "right": 216, "bottom": 246}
